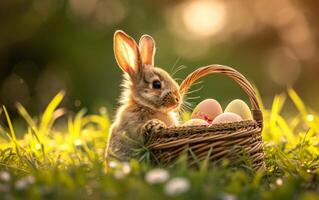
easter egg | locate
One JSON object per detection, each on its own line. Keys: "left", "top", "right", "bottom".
{"left": 183, "top": 119, "right": 209, "bottom": 126}
{"left": 191, "top": 99, "right": 223, "bottom": 123}
{"left": 224, "top": 99, "right": 252, "bottom": 120}
{"left": 212, "top": 112, "right": 242, "bottom": 124}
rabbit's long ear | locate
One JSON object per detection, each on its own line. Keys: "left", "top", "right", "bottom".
{"left": 139, "top": 35, "right": 155, "bottom": 66}
{"left": 114, "top": 30, "right": 141, "bottom": 76}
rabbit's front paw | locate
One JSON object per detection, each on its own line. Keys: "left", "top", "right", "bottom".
{"left": 142, "top": 119, "right": 166, "bottom": 143}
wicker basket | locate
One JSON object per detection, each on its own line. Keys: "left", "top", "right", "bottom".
{"left": 146, "top": 65, "right": 264, "bottom": 170}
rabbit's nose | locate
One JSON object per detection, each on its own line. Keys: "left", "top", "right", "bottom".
{"left": 172, "top": 93, "right": 180, "bottom": 104}
{"left": 174, "top": 96, "right": 180, "bottom": 103}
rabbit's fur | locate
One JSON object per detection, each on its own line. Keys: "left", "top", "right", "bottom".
{"left": 105, "top": 31, "right": 181, "bottom": 161}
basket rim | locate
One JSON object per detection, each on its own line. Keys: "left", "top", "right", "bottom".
{"left": 147, "top": 120, "right": 261, "bottom": 146}
{"left": 162, "top": 119, "right": 257, "bottom": 134}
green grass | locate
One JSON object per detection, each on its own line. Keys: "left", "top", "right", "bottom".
{"left": 0, "top": 89, "right": 318, "bottom": 200}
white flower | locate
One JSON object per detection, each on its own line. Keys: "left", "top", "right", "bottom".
{"left": 25, "top": 175, "right": 35, "bottom": 184}
{"left": 219, "top": 193, "right": 237, "bottom": 200}
{"left": 0, "top": 171, "right": 11, "bottom": 182}
{"left": 112, "top": 162, "right": 131, "bottom": 179}
{"left": 15, "top": 179, "right": 28, "bottom": 190}
{"left": 122, "top": 162, "right": 131, "bottom": 175}
{"left": 35, "top": 143, "right": 42, "bottom": 150}
{"left": 307, "top": 114, "right": 314, "bottom": 122}
{"left": 164, "top": 177, "right": 190, "bottom": 196}
{"left": 74, "top": 139, "right": 82, "bottom": 146}
{"left": 145, "top": 168, "right": 169, "bottom": 184}
{"left": 113, "top": 170, "right": 125, "bottom": 179}
{"left": 14, "top": 175, "right": 35, "bottom": 190}
{"left": 108, "top": 161, "right": 118, "bottom": 169}
{"left": 276, "top": 178, "right": 283, "bottom": 186}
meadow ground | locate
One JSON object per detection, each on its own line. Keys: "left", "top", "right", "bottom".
{"left": 0, "top": 89, "right": 318, "bottom": 200}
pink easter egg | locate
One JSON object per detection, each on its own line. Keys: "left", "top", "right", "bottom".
{"left": 212, "top": 112, "right": 242, "bottom": 124}
{"left": 191, "top": 99, "right": 223, "bottom": 123}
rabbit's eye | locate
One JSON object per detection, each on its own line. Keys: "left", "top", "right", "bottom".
{"left": 152, "top": 80, "right": 161, "bottom": 89}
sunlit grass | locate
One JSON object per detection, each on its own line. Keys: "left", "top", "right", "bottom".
{"left": 0, "top": 89, "right": 318, "bottom": 199}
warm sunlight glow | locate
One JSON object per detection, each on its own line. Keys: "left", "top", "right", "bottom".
{"left": 74, "top": 139, "right": 83, "bottom": 146}
{"left": 182, "top": 0, "right": 226, "bottom": 37}
{"left": 35, "top": 143, "right": 41, "bottom": 150}
{"left": 307, "top": 114, "right": 314, "bottom": 122}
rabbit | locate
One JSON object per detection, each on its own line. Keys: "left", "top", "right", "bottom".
{"left": 105, "top": 30, "right": 182, "bottom": 161}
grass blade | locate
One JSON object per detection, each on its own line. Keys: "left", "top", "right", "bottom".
{"left": 39, "top": 90, "right": 65, "bottom": 134}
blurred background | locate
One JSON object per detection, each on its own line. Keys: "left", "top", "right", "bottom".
{"left": 0, "top": 0, "right": 318, "bottom": 118}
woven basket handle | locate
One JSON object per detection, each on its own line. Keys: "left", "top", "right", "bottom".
{"left": 179, "top": 64, "right": 263, "bottom": 127}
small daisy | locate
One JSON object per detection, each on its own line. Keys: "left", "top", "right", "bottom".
{"left": 0, "top": 171, "right": 11, "bottom": 182}
{"left": 113, "top": 170, "right": 125, "bottom": 180}
{"left": 276, "top": 178, "right": 283, "bottom": 186}
{"left": 15, "top": 179, "right": 28, "bottom": 190}
{"left": 108, "top": 161, "right": 118, "bottom": 169}
{"left": 25, "top": 175, "right": 35, "bottom": 184}
{"left": 219, "top": 193, "right": 237, "bottom": 200}
{"left": 74, "top": 138, "right": 82, "bottom": 146}
{"left": 14, "top": 175, "right": 35, "bottom": 190}
{"left": 35, "top": 143, "right": 42, "bottom": 150}
{"left": 122, "top": 162, "right": 131, "bottom": 175}
{"left": 307, "top": 114, "right": 314, "bottom": 122}
{"left": 145, "top": 168, "right": 169, "bottom": 184}
{"left": 164, "top": 177, "right": 190, "bottom": 196}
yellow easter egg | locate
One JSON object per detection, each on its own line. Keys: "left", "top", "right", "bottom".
{"left": 224, "top": 99, "right": 252, "bottom": 120}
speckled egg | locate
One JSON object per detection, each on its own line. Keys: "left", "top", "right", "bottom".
{"left": 183, "top": 119, "right": 209, "bottom": 126}
{"left": 224, "top": 99, "right": 252, "bottom": 120}
{"left": 191, "top": 99, "right": 223, "bottom": 123}
{"left": 212, "top": 112, "right": 242, "bottom": 124}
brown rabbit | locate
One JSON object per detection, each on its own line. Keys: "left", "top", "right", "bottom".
{"left": 105, "top": 30, "right": 181, "bottom": 161}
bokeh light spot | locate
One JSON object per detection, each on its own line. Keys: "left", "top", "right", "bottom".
{"left": 182, "top": 0, "right": 226, "bottom": 37}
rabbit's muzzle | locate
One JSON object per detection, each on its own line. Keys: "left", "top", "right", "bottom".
{"left": 161, "top": 90, "right": 180, "bottom": 108}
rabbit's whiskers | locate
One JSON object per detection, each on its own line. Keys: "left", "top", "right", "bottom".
{"left": 169, "top": 57, "right": 181, "bottom": 75}
{"left": 183, "top": 85, "right": 204, "bottom": 96}
{"left": 177, "top": 81, "right": 204, "bottom": 115}
{"left": 171, "top": 65, "right": 187, "bottom": 78}
{"left": 185, "top": 96, "right": 200, "bottom": 100}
